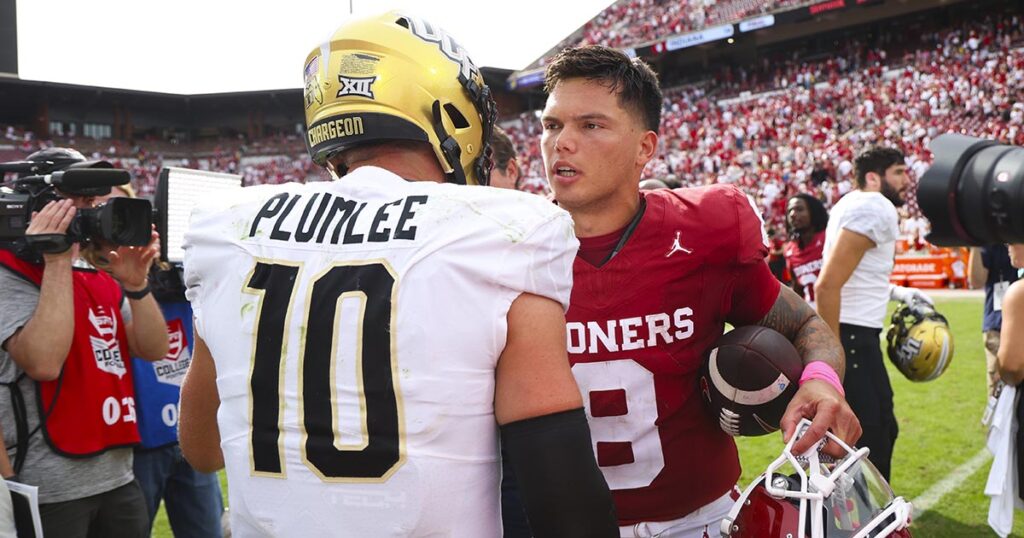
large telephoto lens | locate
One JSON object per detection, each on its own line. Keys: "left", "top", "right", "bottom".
{"left": 918, "top": 134, "right": 1024, "bottom": 246}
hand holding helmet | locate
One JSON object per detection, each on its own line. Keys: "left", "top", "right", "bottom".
{"left": 889, "top": 285, "right": 934, "bottom": 307}
{"left": 721, "top": 418, "right": 914, "bottom": 538}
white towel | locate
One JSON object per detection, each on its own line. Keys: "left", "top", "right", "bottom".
{"left": 986, "top": 385, "right": 1023, "bottom": 537}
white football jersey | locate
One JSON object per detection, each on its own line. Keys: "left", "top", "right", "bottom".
{"left": 183, "top": 166, "right": 577, "bottom": 537}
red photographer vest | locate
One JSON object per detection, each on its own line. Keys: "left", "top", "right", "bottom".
{"left": 0, "top": 250, "right": 141, "bottom": 457}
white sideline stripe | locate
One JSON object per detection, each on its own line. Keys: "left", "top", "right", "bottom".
{"left": 910, "top": 448, "right": 992, "bottom": 518}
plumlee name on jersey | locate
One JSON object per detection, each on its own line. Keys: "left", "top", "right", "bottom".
{"left": 248, "top": 191, "right": 428, "bottom": 245}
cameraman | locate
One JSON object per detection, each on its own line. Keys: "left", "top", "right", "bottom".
{"left": 0, "top": 148, "right": 168, "bottom": 537}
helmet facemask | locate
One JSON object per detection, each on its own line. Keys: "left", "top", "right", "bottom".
{"left": 722, "top": 419, "right": 913, "bottom": 538}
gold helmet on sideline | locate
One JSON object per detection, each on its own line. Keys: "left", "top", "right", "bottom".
{"left": 886, "top": 301, "right": 954, "bottom": 382}
{"left": 303, "top": 11, "right": 497, "bottom": 185}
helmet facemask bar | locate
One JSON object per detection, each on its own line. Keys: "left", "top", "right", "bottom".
{"left": 428, "top": 59, "right": 497, "bottom": 186}
{"left": 722, "top": 419, "right": 913, "bottom": 538}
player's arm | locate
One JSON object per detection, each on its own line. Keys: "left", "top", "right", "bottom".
{"left": 997, "top": 280, "right": 1024, "bottom": 385}
{"left": 754, "top": 284, "right": 861, "bottom": 456}
{"left": 815, "top": 228, "right": 874, "bottom": 336}
{"left": 495, "top": 292, "right": 618, "bottom": 538}
{"left": 967, "top": 247, "right": 987, "bottom": 290}
{"left": 4, "top": 201, "right": 78, "bottom": 381}
{"left": 179, "top": 330, "right": 224, "bottom": 473}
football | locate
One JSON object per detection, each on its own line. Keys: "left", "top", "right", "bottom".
{"left": 699, "top": 326, "right": 804, "bottom": 437}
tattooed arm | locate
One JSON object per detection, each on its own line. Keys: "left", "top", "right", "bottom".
{"left": 757, "top": 285, "right": 845, "bottom": 379}
{"left": 754, "top": 285, "right": 861, "bottom": 455}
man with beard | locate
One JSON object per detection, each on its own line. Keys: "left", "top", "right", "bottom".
{"left": 816, "top": 146, "right": 933, "bottom": 480}
{"left": 784, "top": 194, "right": 829, "bottom": 306}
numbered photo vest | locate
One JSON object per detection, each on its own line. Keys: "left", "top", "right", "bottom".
{"left": 131, "top": 302, "right": 193, "bottom": 448}
{"left": 0, "top": 250, "right": 141, "bottom": 457}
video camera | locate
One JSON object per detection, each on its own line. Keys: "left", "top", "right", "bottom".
{"left": 918, "top": 133, "right": 1024, "bottom": 246}
{"left": 0, "top": 158, "right": 153, "bottom": 256}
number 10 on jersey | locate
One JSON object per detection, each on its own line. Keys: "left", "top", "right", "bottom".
{"left": 244, "top": 259, "right": 405, "bottom": 482}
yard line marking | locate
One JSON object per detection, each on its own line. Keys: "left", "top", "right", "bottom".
{"left": 910, "top": 448, "right": 992, "bottom": 518}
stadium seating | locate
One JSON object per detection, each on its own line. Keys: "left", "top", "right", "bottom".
{"left": 534, "top": 0, "right": 816, "bottom": 67}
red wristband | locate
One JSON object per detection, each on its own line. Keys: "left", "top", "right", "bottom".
{"left": 799, "top": 361, "right": 845, "bottom": 396}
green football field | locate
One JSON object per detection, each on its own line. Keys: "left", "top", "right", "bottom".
{"left": 152, "top": 295, "right": 1016, "bottom": 537}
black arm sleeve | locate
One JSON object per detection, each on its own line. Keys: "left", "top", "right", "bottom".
{"left": 500, "top": 408, "right": 618, "bottom": 538}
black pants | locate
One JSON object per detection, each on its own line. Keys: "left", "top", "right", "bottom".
{"left": 840, "top": 323, "right": 899, "bottom": 481}
{"left": 39, "top": 480, "right": 149, "bottom": 538}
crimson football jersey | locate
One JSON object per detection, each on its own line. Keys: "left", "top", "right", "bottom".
{"left": 783, "top": 230, "right": 826, "bottom": 305}
{"left": 568, "top": 185, "right": 781, "bottom": 525}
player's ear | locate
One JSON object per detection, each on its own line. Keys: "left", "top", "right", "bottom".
{"left": 864, "top": 171, "right": 880, "bottom": 188}
{"left": 636, "top": 130, "right": 658, "bottom": 168}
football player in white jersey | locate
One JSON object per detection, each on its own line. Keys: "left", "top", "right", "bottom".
{"left": 177, "top": 11, "right": 617, "bottom": 538}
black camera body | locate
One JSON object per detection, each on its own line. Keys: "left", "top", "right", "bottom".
{"left": 918, "top": 134, "right": 1024, "bottom": 246}
{"left": 0, "top": 160, "right": 153, "bottom": 257}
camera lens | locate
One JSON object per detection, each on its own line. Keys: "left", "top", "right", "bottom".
{"left": 917, "top": 134, "right": 1024, "bottom": 246}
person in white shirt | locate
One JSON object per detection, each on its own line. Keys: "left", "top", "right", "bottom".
{"left": 816, "top": 147, "right": 933, "bottom": 480}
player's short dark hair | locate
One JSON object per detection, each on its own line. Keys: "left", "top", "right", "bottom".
{"left": 854, "top": 147, "right": 905, "bottom": 188}
{"left": 786, "top": 193, "right": 829, "bottom": 235}
{"left": 490, "top": 126, "right": 516, "bottom": 169}
{"left": 544, "top": 45, "right": 663, "bottom": 132}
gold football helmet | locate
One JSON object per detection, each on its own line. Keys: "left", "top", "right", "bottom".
{"left": 886, "top": 302, "right": 954, "bottom": 382}
{"left": 303, "top": 11, "right": 497, "bottom": 185}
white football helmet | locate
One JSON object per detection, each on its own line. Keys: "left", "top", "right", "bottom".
{"left": 721, "top": 419, "right": 913, "bottom": 538}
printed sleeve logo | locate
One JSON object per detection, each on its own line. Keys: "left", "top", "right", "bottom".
{"left": 337, "top": 75, "right": 377, "bottom": 99}
{"left": 152, "top": 319, "right": 191, "bottom": 387}
{"left": 89, "top": 306, "right": 126, "bottom": 378}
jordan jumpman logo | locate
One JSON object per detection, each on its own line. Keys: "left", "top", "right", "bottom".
{"left": 665, "top": 231, "right": 693, "bottom": 257}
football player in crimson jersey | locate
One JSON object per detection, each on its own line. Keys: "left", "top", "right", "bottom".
{"left": 784, "top": 194, "right": 829, "bottom": 307}
{"left": 540, "top": 45, "right": 861, "bottom": 537}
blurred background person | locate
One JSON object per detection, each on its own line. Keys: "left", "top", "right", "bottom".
{"left": 638, "top": 178, "right": 669, "bottom": 190}
{"left": 490, "top": 127, "right": 523, "bottom": 191}
{"left": 987, "top": 243, "right": 1024, "bottom": 537}
{"left": 766, "top": 225, "right": 789, "bottom": 283}
{"left": 816, "top": 146, "right": 932, "bottom": 480}
{"left": 995, "top": 244, "right": 1024, "bottom": 385}
{"left": 95, "top": 185, "right": 225, "bottom": 537}
{"left": 969, "top": 245, "right": 1021, "bottom": 397}
{"left": 784, "top": 193, "right": 829, "bottom": 307}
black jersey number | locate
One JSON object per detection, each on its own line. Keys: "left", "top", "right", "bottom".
{"left": 246, "top": 260, "right": 403, "bottom": 481}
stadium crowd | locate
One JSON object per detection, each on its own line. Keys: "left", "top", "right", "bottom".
{"left": 535, "top": 0, "right": 815, "bottom": 65}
